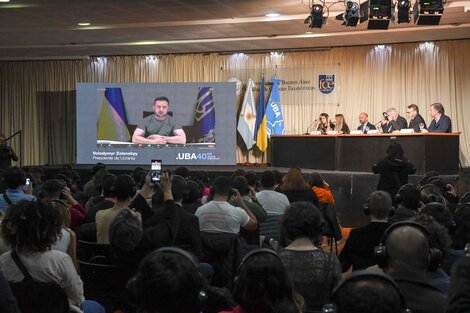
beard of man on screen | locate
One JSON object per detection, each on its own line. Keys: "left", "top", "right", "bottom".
{"left": 132, "top": 96, "right": 187, "bottom": 144}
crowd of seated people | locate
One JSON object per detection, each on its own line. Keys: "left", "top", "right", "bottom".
{"left": 0, "top": 164, "right": 469, "bottom": 313}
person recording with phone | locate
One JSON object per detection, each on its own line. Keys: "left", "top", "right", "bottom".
{"left": 381, "top": 108, "right": 407, "bottom": 133}
{"left": 0, "top": 134, "right": 18, "bottom": 171}
{"left": 0, "top": 167, "right": 35, "bottom": 213}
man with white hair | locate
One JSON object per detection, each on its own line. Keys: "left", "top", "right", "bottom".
{"left": 381, "top": 107, "right": 407, "bottom": 133}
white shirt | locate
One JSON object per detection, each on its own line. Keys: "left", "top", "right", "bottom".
{"left": 195, "top": 200, "right": 249, "bottom": 234}
{"left": 256, "top": 190, "right": 290, "bottom": 215}
{"left": 0, "top": 249, "right": 84, "bottom": 306}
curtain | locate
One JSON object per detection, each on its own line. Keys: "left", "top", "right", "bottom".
{"left": 1, "top": 39, "right": 469, "bottom": 166}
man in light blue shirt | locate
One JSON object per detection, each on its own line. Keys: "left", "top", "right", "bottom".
{"left": 0, "top": 166, "right": 35, "bottom": 213}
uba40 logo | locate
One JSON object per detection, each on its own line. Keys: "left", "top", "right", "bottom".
{"left": 318, "top": 75, "right": 335, "bottom": 94}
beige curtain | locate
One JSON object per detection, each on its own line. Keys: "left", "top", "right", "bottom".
{"left": 1, "top": 39, "right": 469, "bottom": 167}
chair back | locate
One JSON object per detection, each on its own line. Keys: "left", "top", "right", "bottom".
{"left": 258, "top": 214, "right": 282, "bottom": 241}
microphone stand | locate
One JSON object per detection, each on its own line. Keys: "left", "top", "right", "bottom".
{"left": 304, "top": 119, "right": 318, "bottom": 135}
{"left": 4, "top": 130, "right": 22, "bottom": 167}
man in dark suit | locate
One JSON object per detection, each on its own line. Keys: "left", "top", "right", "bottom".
{"left": 338, "top": 190, "right": 392, "bottom": 272}
{"left": 425, "top": 102, "right": 452, "bottom": 133}
{"left": 357, "top": 112, "right": 377, "bottom": 133}
{"left": 381, "top": 108, "right": 407, "bottom": 133}
{"left": 406, "top": 104, "right": 426, "bottom": 132}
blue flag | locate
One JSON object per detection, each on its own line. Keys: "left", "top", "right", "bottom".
{"left": 254, "top": 77, "right": 266, "bottom": 142}
{"left": 97, "top": 87, "right": 131, "bottom": 141}
{"left": 265, "top": 78, "right": 285, "bottom": 138}
{"left": 193, "top": 87, "right": 215, "bottom": 143}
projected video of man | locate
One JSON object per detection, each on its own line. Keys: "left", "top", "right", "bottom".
{"left": 132, "top": 96, "right": 186, "bottom": 144}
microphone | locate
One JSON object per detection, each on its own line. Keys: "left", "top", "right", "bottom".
{"left": 305, "top": 119, "right": 318, "bottom": 134}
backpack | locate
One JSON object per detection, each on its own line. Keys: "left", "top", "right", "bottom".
{"left": 9, "top": 250, "right": 70, "bottom": 313}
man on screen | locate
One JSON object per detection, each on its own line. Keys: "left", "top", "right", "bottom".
{"left": 132, "top": 96, "right": 186, "bottom": 144}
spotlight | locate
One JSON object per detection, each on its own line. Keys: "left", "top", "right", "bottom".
{"left": 368, "top": 0, "right": 393, "bottom": 29}
{"left": 343, "top": 1, "right": 360, "bottom": 26}
{"left": 304, "top": 4, "right": 325, "bottom": 28}
{"left": 413, "top": 0, "right": 444, "bottom": 25}
{"left": 397, "top": 0, "right": 411, "bottom": 23}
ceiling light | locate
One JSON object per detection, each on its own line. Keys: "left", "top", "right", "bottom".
{"left": 265, "top": 13, "right": 280, "bottom": 17}
{"left": 398, "top": 0, "right": 412, "bottom": 23}
{"left": 368, "top": 0, "right": 393, "bottom": 29}
{"left": 304, "top": 4, "right": 326, "bottom": 28}
{"left": 413, "top": 0, "right": 444, "bottom": 25}
{"left": 78, "top": 22, "right": 91, "bottom": 26}
{"left": 0, "top": 0, "right": 11, "bottom": 2}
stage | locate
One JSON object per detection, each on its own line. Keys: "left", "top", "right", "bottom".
{"left": 28, "top": 164, "right": 461, "bottom": 228}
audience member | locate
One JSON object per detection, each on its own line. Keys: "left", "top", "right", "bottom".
{"left": 443, "top": 203, "right": 470, "bottom": 274}
{"left": 49, "top": 199, "right": 77, "bottom": 268}
{"left": 128, "top": 247, "right": 207, "bottom": 313}
{"left": 388, "top": 184, "right": 421, "bottom": 224}
{"left": 256, "top": 170, "right": 290, "bottom": 215}
{"left": 308, "top": 172, "right": 335, "bottom": 205}
{"left": 221, "top": 248, "right": 303, "bottom": 313}
{"left": 0, "top": 200, "right": 104, "bottom": 313}
{"left": 372, "top": 142, "right": 416, "bottom": 198}
{"left": 96, "top": 174, "right": 136, "bottom": 244}
{"left": 83, "top": 164, "right": 107, "bottom": 198}
{"left": 324, "top": 270, "right": 408, "bottom": 313}
{"left": 411, "top": 214, "right": 451, "bottom": 294}
{"left": 446, "top": 245, "right": 470, "bottom": 313}
{"left": 375, "top": 222, "right": 446, "bottom": 313}
{"left": 339, "top": 191, "right": 392, "bottom": 272}
{"left": 278, "top": 201, "right": 341, "bottom": 312}
{"left": 85, "top": 173, "right": 116, "bottom": 223}
{"left": 277, "top": 168, "right": 319, "bottom": 205}
{"left": 40, "top": 178, "right": 86, "bottom": 229}
{"left": 195, "top": 176, "right": 257, "bottom": 234}
{"left": 0, "top": 166, "right": 35, "bottom": 213}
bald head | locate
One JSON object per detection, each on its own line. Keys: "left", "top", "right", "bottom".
{"left": 359, "top": 112, "right": 369, "bottom": 124}
{"left": 386, "top": 226, "right": 429, "bottom": 273}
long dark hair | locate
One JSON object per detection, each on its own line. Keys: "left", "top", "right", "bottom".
{"left": 1, "top": 200, "right": 62, "bottom": 253}
{"left": 233, "top": 252, "right": 302, "bottom": 313}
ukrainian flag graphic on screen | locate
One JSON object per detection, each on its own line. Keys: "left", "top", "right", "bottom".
{"left": 97, "top": 88, "right": 131, "bottom": 141}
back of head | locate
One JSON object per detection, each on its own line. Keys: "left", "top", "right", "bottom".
{"left": 396, "top": 184, "right": 421, "bottom": 211}
{"left": 113, "top": 174, "right": 136, "bottom": 201}
{"left": 244, "top": 171, "right": 259, "bottom": 188}
{"left": 211, "top": 176, "right": 231, "bottom": 196}
{"left": 385, "top": 225, "right": 430, "bottom": 273}
{"left": 109, "top": 209, "right": 143, "bottom": 252}
{"left": 281, "top": 201, "right": 323, "bottom": 243}
{"left": 91, "top": 163, "right": 106, "bottom": 175}
{"left": 232, "top": 176, "right": 249, "bottom": 196}
{"left": 272, "top": 170, "right": 283, "bottom": 186}
{"left": 386, "top": 142, "right": 404, "bottom": 159}
{"left": 101, "top": 173, "right": 117, "bottom": 198}
{"left": 261, "top": 170, "right": 276, "bottom": 189}
{"left": 3, "top": 166, "right": 26, "bottom": 189}
{"left": 367, "top": 190, "right": 392, "bottom": 219}
{"left": 1, "top": 200, "right": 61, "bottom": 252}
{"left": 132, "top": 248, "right": 204, "bottom": 313}
{"left": 420, "top": 184, "right": 444, "bottom": 205}
{"left": 234, "top": 250, "right": 299, "bottom": 313}
{"left": 171, "top": 175, "right": 188, "bottom": 202}
{"left": 48, "top": 199, "right": 71, "bottom": 228}
{"left": 452, "top": 204, "right": 470, "bottom": 249}
{"left": 281, "top": 168, "right": 308, "bottom": 190}
{"left": 420, "top": 202, "right": 453, "bottom": 231}
{"left": 54, "top": 173, "right": 71, "bottom": 188}
{"left": 330, "top": 271, "right": 405, "bottom": 313}
{"left": 411, "top": 214, "right": 450, "bottom": 261}
{"left": 308, "top": 172, "right": 323, "bottom": 188}
{"left": 174, "top": 166, "right": 190, "bottom": 179}
{"left": 41, "top": 179, "right": 67, "bottom": 200}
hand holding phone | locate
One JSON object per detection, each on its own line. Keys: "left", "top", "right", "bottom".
{"left": 151, "top": 159, "right": 162, "bottom": 183}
